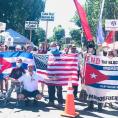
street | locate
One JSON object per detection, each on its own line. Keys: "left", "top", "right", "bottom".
{"left": 0, "top": 86, "right": 118, "bottom": 118}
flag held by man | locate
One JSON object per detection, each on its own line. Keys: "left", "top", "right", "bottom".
{"left": 34, "top": 54, "right": 79, "bottom": 86}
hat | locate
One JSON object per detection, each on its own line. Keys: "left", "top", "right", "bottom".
{"left": 27, "top": 64, "right": 34, "bottom": 67}
{"left": 72, "top": 44, "right": 76, "bottom": 48}
{"left": 50, "top": 42, "right": 57, "bottom": 47}
{"left": 16, "top": 45, "right": 21, "bottom": 49}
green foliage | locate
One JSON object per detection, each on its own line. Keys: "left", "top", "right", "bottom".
{"left": 0, "top": 0, "right": 45, "bottom": 39}
{"left": 72, "top": 0, "right": 118, "bottom": 42}
{"left": 33, "top": 27, "right": 46, "bottom": 46}
{"left": 69, "top": 29, "right": 81, "bottom": 44}
{"left": 48, "top": 36, "right": 55, "bottom": 43}
{"left": 86, "top": 0, "right": 100, "bottom": 35}
{"left": 72, "top": 12, "right": 81, "bottom": 27}
{"left": 104, "top": 0, "right": 118, "bottom": 19}
{"left": 53, "top": 25, "right": 65, "bottom": 43}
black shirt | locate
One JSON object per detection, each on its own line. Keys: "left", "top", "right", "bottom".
{"left": 9, "top": 67, "right": 25, "bottom": 79}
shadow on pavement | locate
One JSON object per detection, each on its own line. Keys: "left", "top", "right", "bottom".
{"left": 0, "top": 99, "right": 65, "bottom": 113}
{"left": 78, "top": 109, "right": 104, "bottom": 118}
{"left": 99, "top": 109, "right": 118, "bottom": 117}
{"left": 76, "top": 107, "right": 118, "bottom": 118}
{"left": 74, "top": 100, "right": 87, "bottom": 107}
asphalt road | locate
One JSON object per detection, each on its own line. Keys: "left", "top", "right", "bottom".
{"left": 0, "top": 86, "right": 118, "bottom": 118}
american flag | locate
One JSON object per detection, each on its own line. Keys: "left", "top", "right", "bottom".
{"left": 34, "top": 54, "right": 79, "bottom": 86}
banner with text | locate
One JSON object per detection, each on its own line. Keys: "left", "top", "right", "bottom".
{"left": 84, "top": 55, "right": 118, "bottom": 103}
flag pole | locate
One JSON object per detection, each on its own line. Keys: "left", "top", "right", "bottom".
{"left": 96, "top": 0, "right": 105, "bottom": 45}
{"left": 113, "top": 31, "right": 115, "bottom": 51}
{"left": 113, "top": 2, "right": 116, "bottom": 51}
{"left": 99, "top": 0, "right": 105, "bottom": 20}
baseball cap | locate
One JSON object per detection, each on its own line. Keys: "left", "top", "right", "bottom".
{"left": 16, "top": 45, "right": 22, "bottom": 49}
{"left": 28, "top": 64, "right": 34, "bottom": 67}
{"left": 72, "top": 44, "right": 76, "bottom": 48}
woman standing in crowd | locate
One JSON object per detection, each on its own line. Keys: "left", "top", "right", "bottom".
{"left": 0, "top": 44, "right": 8, "bottom": 94}
{"left": 38, "top": 42, "right": 48, "bottom": 95}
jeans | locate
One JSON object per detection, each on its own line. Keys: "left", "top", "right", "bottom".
{"left": 5, "top": 82, "right": 23, "bottom": 100}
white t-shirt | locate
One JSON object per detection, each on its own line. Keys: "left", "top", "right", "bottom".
{"left": 18, "top": 71, "right": 44, "bottom": 92}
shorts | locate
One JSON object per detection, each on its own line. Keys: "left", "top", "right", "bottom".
{"left": 21, "top": 89, "right": 40, "bottom": 98}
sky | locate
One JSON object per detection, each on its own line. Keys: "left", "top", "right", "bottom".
{"left": 39, "top": 0, "right": 86, "bottom": 38}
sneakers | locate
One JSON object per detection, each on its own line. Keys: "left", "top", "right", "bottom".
{"left": 98, "top": 103, "right": 103, "bottom": 112}
{"left": 57, "top": 102, "right": 63, "bottom": 108}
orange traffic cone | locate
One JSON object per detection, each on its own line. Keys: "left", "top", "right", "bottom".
{"left": 61, "top": 81, "right": 79, "bottom": 118}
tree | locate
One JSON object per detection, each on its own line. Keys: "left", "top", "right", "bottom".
{"left": 72, "top": 12, "right": 81, "bottom": 27}
{"left": 0, "top": 0, "right": 45, "bottom": 35}
{"left": 69, "top": 29, "right": 81, "bottom": 44}
{"left": 72, "top": 0, "right": 118, "bottom": 42}
{"left": 32, "top": 27, "right": 46, "bottom": 46}
{"left": 87, "top": 0, "right": 118, "bottom": 40}
{"left": 72, "top": 0, "right": 100, "bottom": 37}
{"left": 48, "top": 36, "right": 55, "bottom": 43}
{"left": 53, "top": 25, "right": 65, "bottom": 43}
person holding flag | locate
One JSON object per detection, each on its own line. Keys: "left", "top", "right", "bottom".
{"left": 47, "top": 42, "right": 64, "bottom": 106}
{"left": 85, "top": 42, "right": 103, "bottom": 111}
{"left": 4, "top": 58, "right": 26, "bottom": 105}
{"left": 15, "top": 64, "right": 43, "bottom": 106}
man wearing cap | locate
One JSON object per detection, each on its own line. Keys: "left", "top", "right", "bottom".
{"left": 47, "top": 42, "right": 64, "bottom": 106}
{"left": 15, "top": 45, "right": 22, "bottom": 51}
{"left": 16, "top": 64, "right": 43, "bottom": 105}
{"left": 70, "top": 44, "right": 79, "bottom": 54}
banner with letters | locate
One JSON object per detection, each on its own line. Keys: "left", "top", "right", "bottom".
{"left": 84, "top": 55, "right": 118, "bottom": 103}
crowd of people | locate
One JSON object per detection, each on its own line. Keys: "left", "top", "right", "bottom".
{"left": 0, "top": 41, "right": 118, "bottom": 112}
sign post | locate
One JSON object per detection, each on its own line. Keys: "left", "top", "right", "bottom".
{"left": 25, "top": 21, "right": 38, "bottom": 42}
{"left": 41, "top": 12, "right": 54, "bottom": 42}
{"left": 29, "top": 30, "right": 32, "bottom": 42}
{"left": 41, "top": 12, "right": 54, "bottom": 50}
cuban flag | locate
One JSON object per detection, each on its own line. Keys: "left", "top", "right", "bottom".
{"left": 84, "top": 55, "right": 118, "bottom": 103}
{"left": 85, "top": 64, "right": 108, "bottom": 85}
{"left": 0, "top": 51, "right": 34, "bottom": 78}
